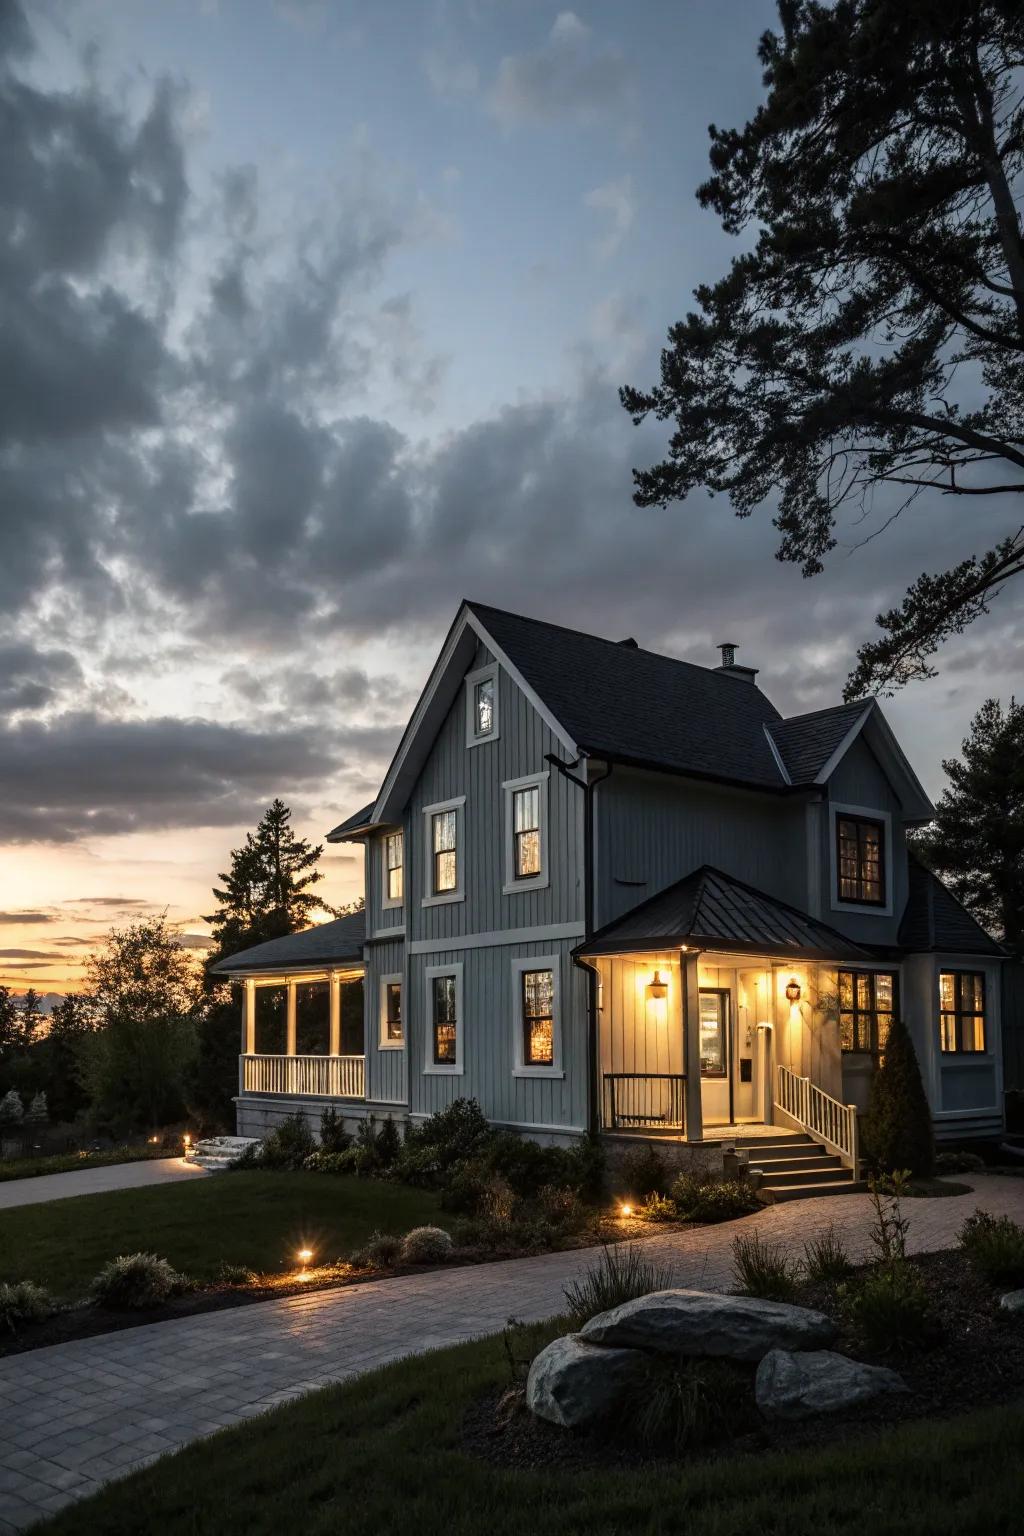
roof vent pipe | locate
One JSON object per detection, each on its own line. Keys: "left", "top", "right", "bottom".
{"left": 716, "top": 641, "right": 759, "bottom": 683}
{"left": 718, "top": 642, "right": 737, "bottom": 668}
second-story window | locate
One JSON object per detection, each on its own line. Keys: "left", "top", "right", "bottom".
{"left": 432, "top": 809, "right": 457, "bottom": 894}
{"left": 512, "top": 786, "right": 540, "bottom": 878}
{"left": 384, "top": 831, "right": 403, "bottom": 904}
{"left": 836, "top": 814, "right": 885, "bottom": 905}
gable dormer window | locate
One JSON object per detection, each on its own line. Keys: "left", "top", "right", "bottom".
{"left": 465, "top": 662, "right": 499, "bottom": 747}
{"left": 836, "top": 813, "right": 885, "bottom": 906}
{"left": 382, "top": 830, "right": 403, "bottom": 908}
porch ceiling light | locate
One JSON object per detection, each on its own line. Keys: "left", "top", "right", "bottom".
{"left": 785, "top": 977, "right": 802, "bottom": 1003}
{"left": 646, "top": 971, "right": 669, "bottom": 1001}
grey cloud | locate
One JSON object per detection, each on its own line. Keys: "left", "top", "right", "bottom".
{"left": 0, "top": 643, "right": 82, "bottom": 713}
{"left": 0, "top": 712, "right": 342, "bottom": 842}
{"left": 488, "top": 12, "right": 630, "bottom": 129}
{"left": 0, "top": 948, "right": 62, "bottom": 959}
{"left": 0, "top": 911, "right": 53, "bottom": 923}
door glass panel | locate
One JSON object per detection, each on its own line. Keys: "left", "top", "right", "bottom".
{"left": 699, "top": 992, "right": 727, "bottom": 1077}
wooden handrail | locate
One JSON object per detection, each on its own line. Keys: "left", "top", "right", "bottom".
{"left": 774, "top": 1063, "right": 859, "bottom": 1170}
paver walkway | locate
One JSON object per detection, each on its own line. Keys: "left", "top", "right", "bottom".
{"left": 0, "top": 1159, "right": 207, "bottom": 1212}
{"left": 2, "top": 1173, "right": 1024, "bottom": 1531}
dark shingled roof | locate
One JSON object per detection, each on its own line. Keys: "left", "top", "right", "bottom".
{"left": 579, "top": 865, "right": 873, "bottom": 961}
{"left": 209, "top": 909, "right": 366, "bottom": 974}
{"left": 326, "top": 801, "right": 377, "bottom": 842}
{"left": 767, "top": 700, "right": 870, "bottom": 785}
{"left": 898, "top": 858, "right": 1004, "bottom": 956}
{"left": 468, "top": 603, "right": 788, "bottom": 790}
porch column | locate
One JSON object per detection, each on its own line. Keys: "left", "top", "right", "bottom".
{"left": 682, "top": 949, "right": 704, "bottom": 1142}
{"left": 286, "top": 981, "right": 297, "bottom": 1056}
{"left": 242, "top": 978, "right": 255, "bottom": 1055}
{"left": 329, "top": 973, "right": 341, "bottom": 1056}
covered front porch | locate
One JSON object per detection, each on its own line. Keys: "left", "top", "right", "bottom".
{"left": 578, "top": 866, "right": 873, "bottom": 1172}
{"left": 238, "top": 967, "right": 367, "bottom": 1100}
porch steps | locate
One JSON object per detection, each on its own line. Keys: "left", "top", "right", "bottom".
{"left": 733, "top": 1132, "right": 864, "bottom": 1202}
{"left": 187, "top": 1135, "right": 260, "bottom": 1171}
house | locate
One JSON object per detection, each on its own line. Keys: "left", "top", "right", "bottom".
{"left": 212, "top": 601, "right": 1007, "bottom": 1194}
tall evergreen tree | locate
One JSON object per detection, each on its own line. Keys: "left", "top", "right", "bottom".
{"left": 0, "top": 986, "right": 20, "bottom": 1061}
{"left": 18, "top": 988, "right": 44, "bottom": 1050}
{"left": 622, "top": 0, "right": 1024, "bottom": 695}
{"left": 861, "top": 1014, "right": 935, "bottom": 1175}
{"left": 206, "top": 799, "right": 326, "bottom": 963}
{"left": 43, "top": 994, "right": 97, "bottom": 1125}
{"left": 915, "top": 697, "right": 1024, "bottom": 957}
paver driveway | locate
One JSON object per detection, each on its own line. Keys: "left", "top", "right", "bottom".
{"left": 2, "top": 1173, "right": 1024, "bottom": 1532}
{"left": 0, "top": 1159, "right": 206, "bottom": 1213}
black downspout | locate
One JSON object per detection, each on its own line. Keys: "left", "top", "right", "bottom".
{"left": 546, "top": 751, "right": 613, "bottom": 1138}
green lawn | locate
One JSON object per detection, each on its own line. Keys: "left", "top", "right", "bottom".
{"left": 0, "top": 1145, "right": 171, "bottom": 1184}
{"left": 34, "top": 1322, "right": 1024, "bottom": 1536}
{"left": 0, "top": 1172, "right": 441, "bottom": 1296}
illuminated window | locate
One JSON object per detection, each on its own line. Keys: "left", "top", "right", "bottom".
{"left": 836, "top": 814, "right": 885, "bottom": 905}
{"left": 432, "top": 975, "right": 458, "bottom": 1064}
{"left": 512, "top": 787, "right": 540, "bottom": 878}
{"left": 838, "top": 970, "right": 896, "bottom": 1054}
{"left": 466, "top": 664, "right": 499, "bottom": 746}
{"left": 699, "top": 991, "right": 728, "bottom": 1078}
{"left": 432, "top": 810, "right": 457, "bottom": 894}
{"left": 521, "top": 969, "right": 554, "bottom": 1066}
{"left": 384, "top": 831, "right": 403, "bottom": 904}
{"left": 939, "top": 971, "right": 986, "bottom": 1053}
{"left": 475, "top": 677, "right": 494, "bottom": 737}
{"left": 384, "top": 981, "right": 403, "bottom": 1044}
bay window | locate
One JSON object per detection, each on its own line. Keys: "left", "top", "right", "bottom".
{"left": 940, "top": 971, "right": 986, "bottom": 1053}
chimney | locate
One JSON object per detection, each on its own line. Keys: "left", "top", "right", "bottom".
{"left": 715, "top": 641, "right": 759, "bottom": 683}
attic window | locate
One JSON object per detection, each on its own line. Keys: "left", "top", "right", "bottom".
{"left": 836, "top": 814, "right": 885, "bottom": 906}
{"left": 465, "top": 663, "right": 499, "bottom": 747}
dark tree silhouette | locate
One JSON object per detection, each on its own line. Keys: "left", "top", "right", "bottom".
{"left": 862, "top": 1014, "right": 935, "bottom": 1175}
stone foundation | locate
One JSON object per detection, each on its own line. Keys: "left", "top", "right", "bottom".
{"left": 602, "top": 1134, "right": 726, "bottom": 1185}
{"left": 234, "top": 1095, "right": 407, "bottom": 1140}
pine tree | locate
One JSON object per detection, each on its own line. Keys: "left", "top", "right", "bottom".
{"left": 25, "top": 1091, "right": 48, "bottom": 1125}
{"left": 43, "top": 995, "right": 96, "bottom": 1125}
{"left": 0, "top": 1088, "right": 24, "bottom": 1127}
{"left": 18, "top": 988, "right": 44, "bottom": 1050}
{"left": 915, "top": 697, "right": 1024, "bottom": 959}
{"left": 862, "top": 1015, "right": 935, "bottom": 1176}
{"left": 0, "top": 986, "right": 20, "bottom": 1061}
{"left": 205, "top": 799, "right": 327, "bottom": 963}
{"left": 623, "top": 1, "right": 1024, "bottom": 695}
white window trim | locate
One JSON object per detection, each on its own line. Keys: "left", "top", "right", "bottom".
{"left": 465, "top": 662, "right": 499, "bottom": 748}
{"left": 381, "top": 829, "right": 404, "bottom": 911}
{"left": 424, "top": 961, "right": 464, "bottom": 1075}
{"left": 828, "top": 801, "right": 894, "bottom": 917}
{"left": 421, "top": 796, "right": 466, "bottom": 906}
{"left": 378, "top": 972, "right": 404, "bottom": 1051}
{"left": 502, "top": 770, "right": 550, "bottom": 895}
{"left": 511, "top": 953, "right": 563, "bottom": 1078}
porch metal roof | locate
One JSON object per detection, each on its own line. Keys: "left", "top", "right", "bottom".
{"left": 209, "top": 908, "right": 366, "bottom": 976}
{"left": 577, "top": 865, "right": 874, "bottom": 962}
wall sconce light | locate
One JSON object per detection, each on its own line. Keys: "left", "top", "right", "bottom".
{"left": 785, "top": 978, "right": 802, "bottom": 1004}
{"left": 646, "top": 971, "right": 669, "bottom": 1002}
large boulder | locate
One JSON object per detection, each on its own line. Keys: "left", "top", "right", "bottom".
{"left": 756, "top": 1348, "right": 908, "bottom": 1421}
{"left": 526, "top": 1333, "right": 648, "bottom": 1429}
{"left": 580, "top": 1289, "right": 837, "bottom": 1363}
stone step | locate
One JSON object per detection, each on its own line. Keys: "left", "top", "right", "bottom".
{"left": 754, "top": 1154, "right": 843, "bottom": 1176}
{"left": 187, "top": 1135, "right": 260, "bottom": 1171}
{"left": 760, "top": 1164, "right": 851, "bottom": 1188}
{"left": 768, "top": 1179, "right": 866, "bottom": 1202}
{"left": 745, "top": 1143, "right": 835, "bottom": 1164}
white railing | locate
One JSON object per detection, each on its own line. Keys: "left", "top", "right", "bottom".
{"left": 241, "top": 1054, "right": 365, "bottom": 1099}
{"left": 775, "top": 1064, "right": 859, "bottom": 1171}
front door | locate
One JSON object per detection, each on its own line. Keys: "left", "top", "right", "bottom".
{"left": 699, "top": 988, "right": 732, "bottom": 1126}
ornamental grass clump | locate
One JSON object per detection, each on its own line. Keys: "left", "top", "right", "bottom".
{"left": 802, "top": 1222, "right": 854, "bottom": 1284}
{"left": 0, "top": 1280, "right": 55, "bottom": 1333}
{"left": 359, "top": 1231, "right": 404, "bottom": 1268}
{"left": 625, "top": 1356, "right": 750, "bottom": 1454}
{"left": 957, "top": 1210, "right": 1024, "bottom": 1288}
{"left": 91, "top": 1252, "right": 187, "bottom": 1310}
{"left": 563, "top": 1244, "right": 675, "bottom": 1328}
{"left": 730, "top": 1230, "right": 798, "bottom": 1302}
{"left": 399, "top": 1226, "right": 454, "bottom": 1265}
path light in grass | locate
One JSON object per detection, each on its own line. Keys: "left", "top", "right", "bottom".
{"left": 297, "top": 1247, "right": 314, "bottom": 1280}
{"left": 621, "top": 1203, "right": 634, "bottom": 1218}
{"left": 182, "top": 1133, "right": 191, "bottom": 1156}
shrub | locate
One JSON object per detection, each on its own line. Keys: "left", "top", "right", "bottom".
{"left": 91, "top": 1252, "right": 187, "bottom": 1310}
{"left": 671, "top": 1173, "right": 760, "bottom": 1224}
{"left": 375, "top": 1117, "right": 402, "bottom": 1169}
{"left": 619, "top": 1143, "right": 669, "bottom": 1200}
{"left": 319, "top": 1106, "right": 352, "bottom": 1154}
{"left": 861, "top": 1015, "right": 934, "bottom": 1176}
{"left": 731, "top": 1231, "right": 798, "bottom": 1301}
{"left": 625, "top": 1356, "right": 746, "bottom": 1453}
{"left": 0, "top": 1089, "right": 24, "bottom": 1126}
{"left": 563, "top": 1132, "right": 607, "bottom": 1203}
{"left": 866, "top": 1171, "right": 912, "bottom": 1265}
{"left": 360, "top": 1231, "right": 405, "bottom": 1268}
{"left": 216, "top": 1261, "right": 257, "bottom": 1286}
{"left": 256, "top": 1112, "right": 316, "bottom": 1171}
{"left": 563, "top": 1244, "right": 675, "bottom": 1328}
{"left": 0, "top": 1280, "right": 54, "bottom": 1333}
{"left": 935, "top": 1149, "right": 985, "bottom": 1175}
{"left": 841, "top": 1262, "right": 934, "bottom": 1351}
{"left": 400, "top": 1225, "right": 455, "bottom": 1264}
{"left": 957, "top": 1210, "right": 1024, "bottom": 1287}
{"left": 305, "top": 1149, "right": 361, "bottom": 1175}
{"left": 802, "top": 1222, "right": 853, "bottom": 1284}
{"left": 639, "top": 1192, "right": 677, "bottom": 1221}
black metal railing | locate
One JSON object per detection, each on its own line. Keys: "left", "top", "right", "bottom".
{"left": 603, "top": 1073, "right": 686, "bottom": 1132}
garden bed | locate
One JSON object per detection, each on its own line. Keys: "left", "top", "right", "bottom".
{"left": 460, "top": 1245, "right": 1024, "bottom": 1474}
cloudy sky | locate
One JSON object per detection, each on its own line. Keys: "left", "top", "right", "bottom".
{"left": 1, "top": 0, "right": 1021, "bottom": 996}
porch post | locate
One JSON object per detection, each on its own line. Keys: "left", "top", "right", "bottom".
{"left": 682, "top": 949, "right": 703, "bottom": 1142}
{"left": 329, "top": 973, "right": 341, "bottom": 1056}
{"left": 243, "top": 978, "right": 255, "bottom": 1055}
{"left": 286, "top": 981, "right": 297, "bottom": 1056}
